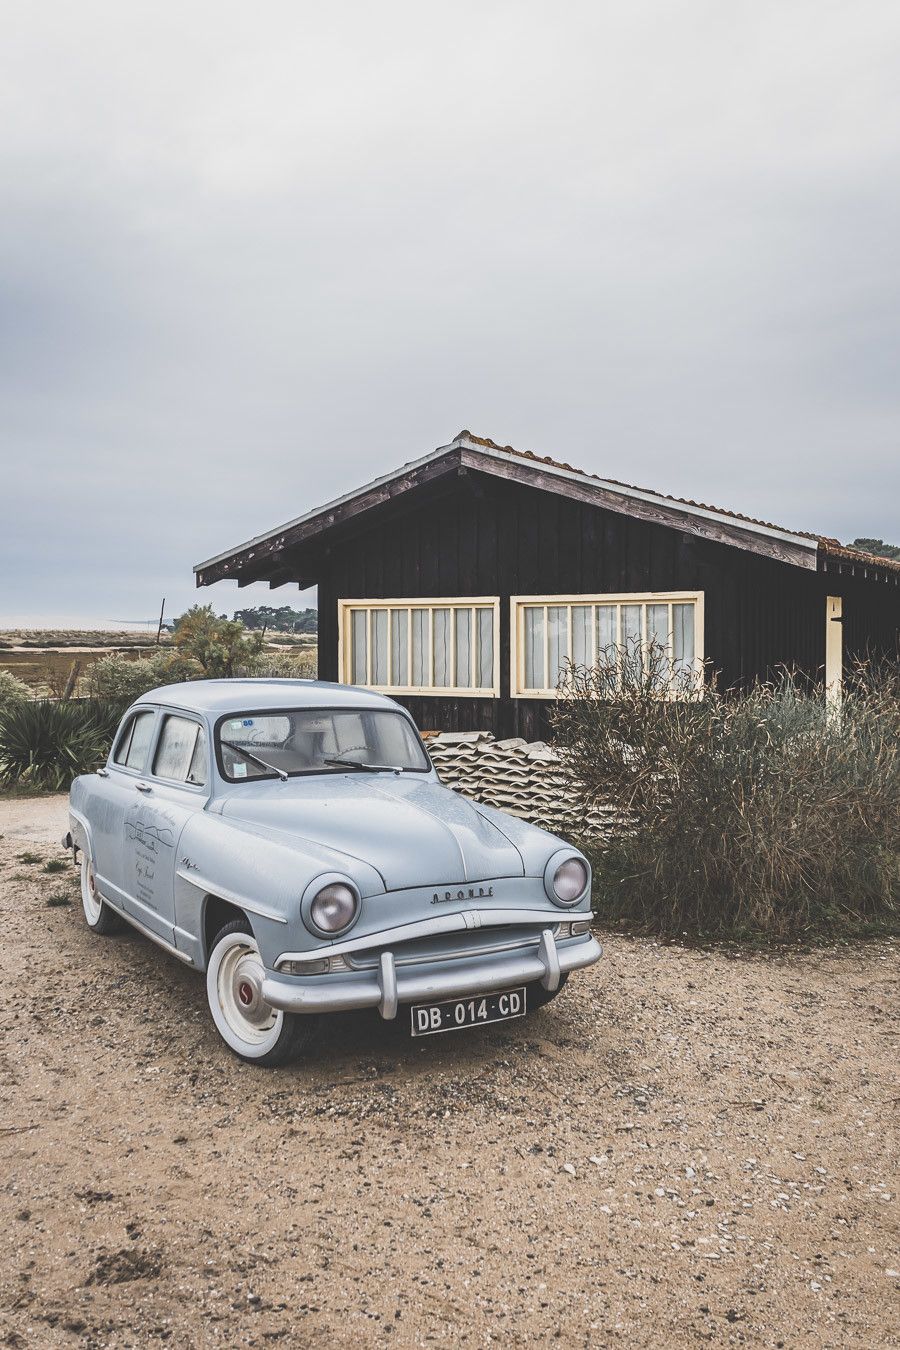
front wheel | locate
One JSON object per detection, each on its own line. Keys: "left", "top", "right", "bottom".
{"left": 206, "top": 919, "right": 318, "bottom": 1067}
{"left": 80, "top": 848, "right": 124, "bottom": 935}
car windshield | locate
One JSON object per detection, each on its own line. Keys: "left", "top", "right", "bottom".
{"left": 216, "top": 707, "right": 430, "bottom": 781}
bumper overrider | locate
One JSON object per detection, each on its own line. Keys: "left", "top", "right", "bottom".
{"left": 261, "top": 927, "right": 602, "bottom": 1020}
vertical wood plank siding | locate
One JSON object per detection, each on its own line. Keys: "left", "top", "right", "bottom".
{"left": 315, "top": 474, "right": 900, "bottom": 739}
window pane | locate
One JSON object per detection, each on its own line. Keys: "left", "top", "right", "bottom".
{"left": 571, "top": 606, "right": 591, "bottom": 668}
{"left": 621, "top": 604, "right": 643, "bottom": 681}
{"left": 411, "top": 609, "right": 427, "bottom": 686}
{"left": 646, "top": 604, "right": 669, "bottom": 688}
{"left": 432, "top": 608, "right": 451, "bottom": 686}
{"left": 455, "top": 608, "right": 471, "bottom": 688}
{"left": 123, "top": 710, "right": 155, "bottom": 770}
{"left": 523, "top": 607, "right": 544, "bottom": 689}
{"left": 154, "top": 716, "right": 199, "bottom": 781}
{"left": 621, "top": 604, "right": 642, "bottom": 647}
{"left": 647, "top": 604, "right": 669, "bottom": 652}
{"left": 390, "top": 609, "right": 408, "bottom": 687}
{"left": 351, "top": 610, "right": 367, "bottom": 685}
{"left": 547, "top": 606, "right": 568, "bottom": 689}
{"left": 596, "top": 605, "right": 617, "bottom": 663}
{"left": 476, "top": 608, "right": 493, "bottom": 689}
{"left": 187, "top": 727, "right": 207, "bottom": 786}
{"left": 673, "top": 602, "right": 695, "bottom": 674}
{"left": 372, "top": 610, "right": 388, "bottom": 685}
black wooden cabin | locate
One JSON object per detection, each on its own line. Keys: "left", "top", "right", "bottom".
{"left": 195, "top": 432, "right": 900, "bottom": 740}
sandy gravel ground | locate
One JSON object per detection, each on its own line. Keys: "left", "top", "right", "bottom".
{"left": 0, "top": 810, "right": 897, "bottom": 1348}
{"left": 0, "top": 795, "right": 69, "bottom": 847}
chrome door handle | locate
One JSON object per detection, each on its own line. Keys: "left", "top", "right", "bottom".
{"left": 135, "top": 782, "right": 153, "bottom": 794}
{"left": 97, "top": 768, "right": 110, "bottom": 778}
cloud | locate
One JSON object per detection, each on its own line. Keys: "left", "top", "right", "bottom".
{"left": 2, "top": 1, "right": 899, "bottom": 622}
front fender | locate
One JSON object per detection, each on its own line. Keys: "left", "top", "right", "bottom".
{"left": 173, "top": 812, "right": 384, "bottom": 970}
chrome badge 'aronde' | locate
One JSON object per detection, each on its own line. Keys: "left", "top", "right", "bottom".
{"left": 432, "top": 885, "right": 494, "bottom": 905}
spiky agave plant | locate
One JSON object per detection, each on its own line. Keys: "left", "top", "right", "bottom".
{"left": 0, "top": 699, "right": 124, "bottom": 791}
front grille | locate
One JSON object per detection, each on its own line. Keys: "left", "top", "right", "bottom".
{"left": 346, "top": 924, "right": 556, "bottom": 971}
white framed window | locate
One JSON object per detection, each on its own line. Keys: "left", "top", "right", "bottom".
{"left": 339, "top": 598, "right": 500, "bottom": 697}
{"left": 511, "top": 592, "right": 704, "bottom": 697}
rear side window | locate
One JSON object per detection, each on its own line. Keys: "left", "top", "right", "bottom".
{"left": 153, "top": 716, "right": 207, "bottom": 786}
{"left": 113, "top": 710, "right": 156, "bottom": 771}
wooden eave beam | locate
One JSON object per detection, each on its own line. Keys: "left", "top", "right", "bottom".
{"left": 195, "top": 448, "right": 462, "bottom": 587}
{"left": 458, "top": 449, "right": 819, "bottom": 571}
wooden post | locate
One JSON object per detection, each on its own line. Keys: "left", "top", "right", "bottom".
{"left": 155, "top": 598, "right": 166, "bottom": 646}
{"left": 825, "top": 595, "right": 843, "bottom": 710}
{"left": 63, "top": 659, "right": 80, "bottom": 701}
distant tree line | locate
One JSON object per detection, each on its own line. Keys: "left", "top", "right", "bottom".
{"left": 232, "top": 605, "right": 318, "bottom": 633}
{"left": 850, "top": 538, "right": 900, "bottom": 562}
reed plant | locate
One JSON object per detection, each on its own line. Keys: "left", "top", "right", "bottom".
{"left": 551, "top": 649, "right": 900, "bottom": 939}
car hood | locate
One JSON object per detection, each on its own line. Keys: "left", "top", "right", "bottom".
{"left": 218, "top": 774, "right": 525, "bottom": 891}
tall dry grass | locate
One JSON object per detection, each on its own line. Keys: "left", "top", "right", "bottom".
{"left": 551, "top": 649, "right": 900, "bottom": 938}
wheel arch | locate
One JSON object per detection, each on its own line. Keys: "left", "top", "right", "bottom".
{"left": 202, "top": 894, "right": 252, "bottom": 965}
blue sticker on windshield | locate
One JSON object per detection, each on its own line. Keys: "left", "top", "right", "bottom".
{"left": 242, "top": 719, "right": 254, "bottom": 726}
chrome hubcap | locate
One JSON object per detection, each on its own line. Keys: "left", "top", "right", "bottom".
{"left": 216, "top": 939, "right": 280, "bottom": 1043}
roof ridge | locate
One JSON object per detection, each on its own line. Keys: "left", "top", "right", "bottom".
{"left": 455, "top": 429, "right": 899, "bottom": 569}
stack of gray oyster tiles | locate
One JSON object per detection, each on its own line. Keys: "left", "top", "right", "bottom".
{"left": 424, "top": 730, "right": 618, "bottom": 840}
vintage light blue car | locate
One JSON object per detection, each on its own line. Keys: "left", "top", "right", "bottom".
{"left": 65, "top": 680, "right": 601, "bottom": 1065}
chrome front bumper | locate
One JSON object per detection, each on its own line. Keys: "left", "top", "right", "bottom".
{"left": 260, "top": 930, "right": 602, "bottom": 1020}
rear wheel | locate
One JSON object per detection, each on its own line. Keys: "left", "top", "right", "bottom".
{"left": 527, "top": 972, "right": 569, "bottom": 1011}
{"left": 206, "top": 919, "right": 318, "bottom": 1067}
{"left": 80, "top": 848, "right": 124, "bottom": 935}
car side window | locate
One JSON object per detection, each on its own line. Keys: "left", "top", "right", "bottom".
{"left": 113, "top": 710, "right": 156, "bottom": 771}
{"left": 153, "top": 715, "right": 207, "bottom": 787}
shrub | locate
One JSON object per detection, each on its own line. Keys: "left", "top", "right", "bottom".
{"left": 551, "top": 656, "right": 900, "bottom": 939}
{"left": 0, "top": 669, "right": 30, "bottom": 710}
{"left": 85, "top": 650, "right": 202, "bottom": 701}
{"left": 172, "top": 605, "right": 263, "bottom": 677}
{"left": 0, "top": 699, "right": 125, "bottom": 791}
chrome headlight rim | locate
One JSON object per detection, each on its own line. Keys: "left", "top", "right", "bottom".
{"left": 300, "top": 873, "right": 361, "bottom": 939}
{"left": 543, "top": 849, "right": 591, "bottom": 908}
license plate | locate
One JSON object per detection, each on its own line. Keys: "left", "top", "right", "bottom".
{"left": 410, "top": 987, "right": 527, "bottom": 1036}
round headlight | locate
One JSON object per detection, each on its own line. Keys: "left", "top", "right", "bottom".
{"left": 309, "top": 883, "right": 358, "bottom": 934}
{"left": 552, "top": 857, "right": 589, "bottom": 905}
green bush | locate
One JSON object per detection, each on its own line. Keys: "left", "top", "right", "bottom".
{"left": 0, "top": 699, "right": 125, "bottom": 791}
{"left": 171, "top": 605, "right": 263, "bottom": 676}
{"left": 551, "top": 657, "right": 900, "bottom": 939}
{"left": 85, "top": 650, "right": 202, "bottom": 701}
{"left": 0, "top": 669, "right": 31, "bottom": 710}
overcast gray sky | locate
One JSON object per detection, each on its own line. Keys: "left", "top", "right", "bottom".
{"left": 2, "top": 1, "right": 898, "bottom": 627}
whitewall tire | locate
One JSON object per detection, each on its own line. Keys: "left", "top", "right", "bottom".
{"left": 206, "top": 919, "right": 317, "bottom": 1067}
{"left": 80, "top": 848, "right": 123, "bottom": 935}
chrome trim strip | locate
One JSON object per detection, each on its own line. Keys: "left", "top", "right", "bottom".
{"left": 115, "top": 908, "right": 195, "bottom": 965}
{"left": 175, "top": 869, "right": 288, "bottom": 924}
{"left": 347, "top": 925, "right": 555, "bottom": 970}
{"left": 277, "top": 905, "right": 585, "bottom": 963}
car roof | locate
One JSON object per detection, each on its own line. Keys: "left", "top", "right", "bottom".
{"left": 134, "top": 678, "right": 400, "bottom": 716}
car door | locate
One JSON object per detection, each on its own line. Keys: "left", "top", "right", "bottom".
{"left": 121, "top": 710, "right": 209, "bottom": 946}
{"left": 90, "top": 706, "right": 159, "bottom": 909}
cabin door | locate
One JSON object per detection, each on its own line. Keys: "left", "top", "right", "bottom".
{"left": 825, "top": 595, "right": 842, "bottom": 704}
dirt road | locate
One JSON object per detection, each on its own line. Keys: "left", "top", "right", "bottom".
{"left": 0, "top": 813, "right": 897, "bottom": 1347}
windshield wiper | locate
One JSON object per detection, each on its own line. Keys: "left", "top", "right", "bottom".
{"left": 323, "top": 757, "right": 405, "bottom": 773}
{"left": 221, "top": 740, "right": 288, "bottom": 781}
